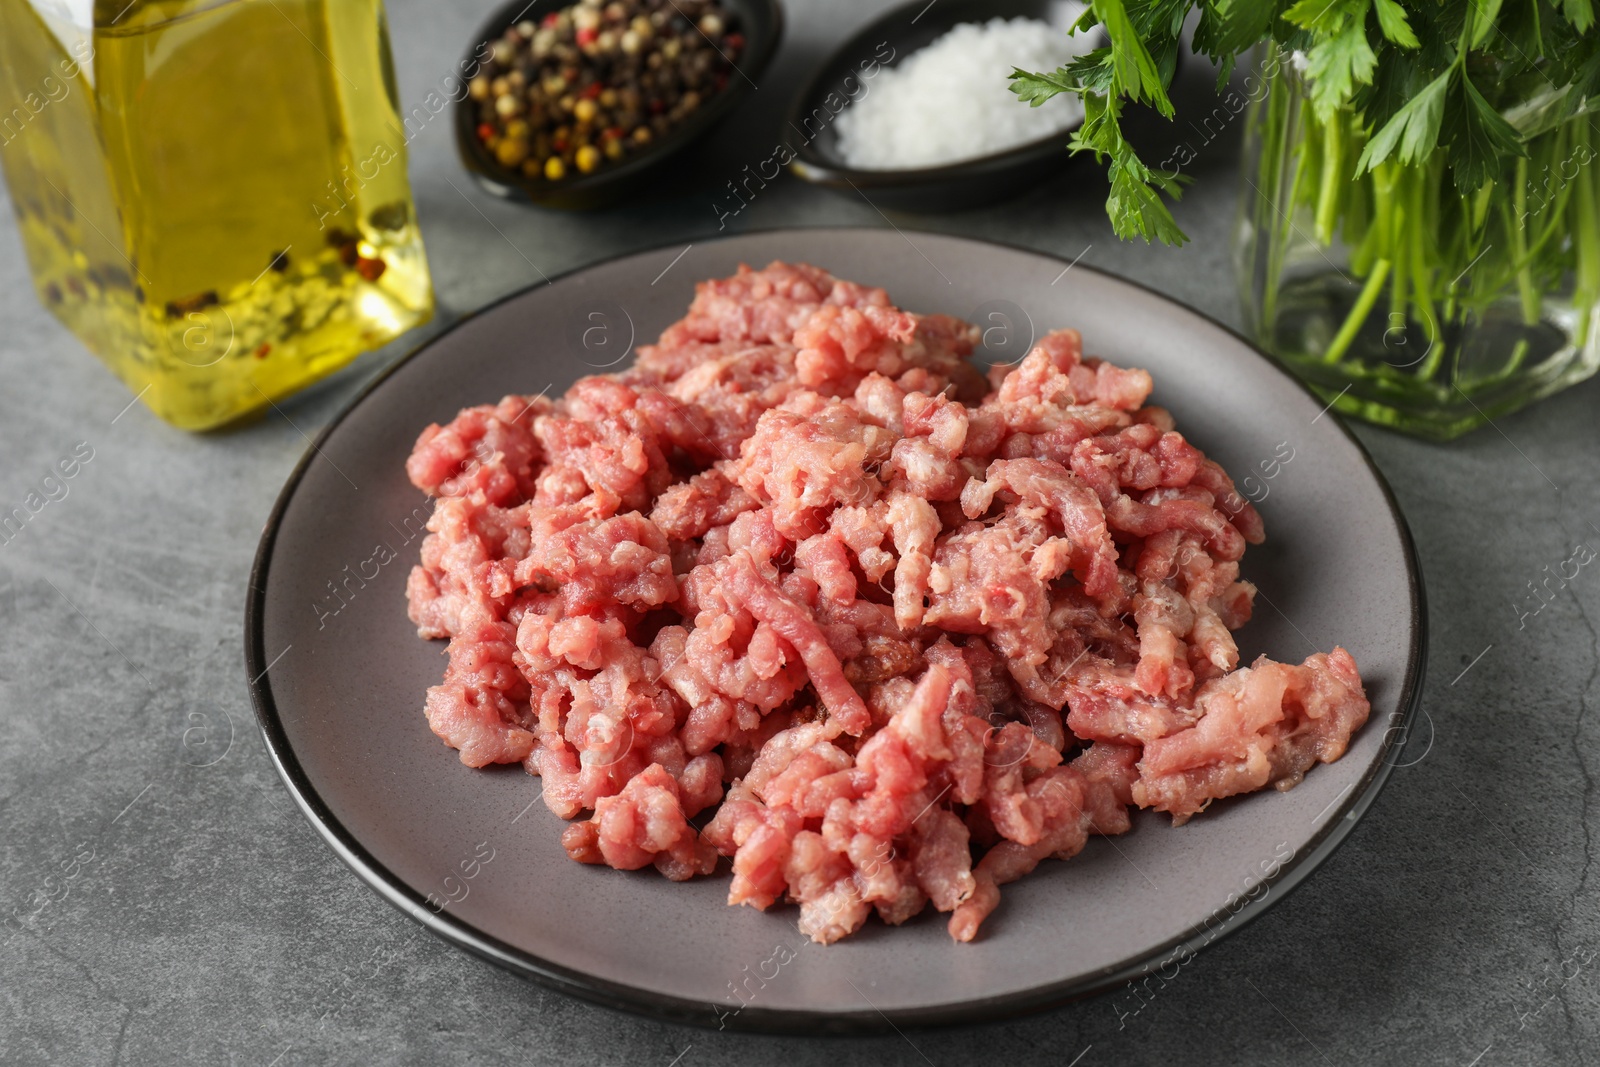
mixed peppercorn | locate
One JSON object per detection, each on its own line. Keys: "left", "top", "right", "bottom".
{"left": 470, "top": 0, "right": 743, "bottom": 182}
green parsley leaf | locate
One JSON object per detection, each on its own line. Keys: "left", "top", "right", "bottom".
{"left": 1560, "top": 0, "right": 1595, "bottom": 33}
{"left": 1195, "top": 0, "right": 1279, "bottom": 57}
{"left": 1305, "top": 21, "right": 1380, "bottom": 117}
{"left": 1495, "top": 0, "right": 1544, "bottom": 68}
{"left": 1441, "top": 69, "right": 1528, "bottom": 193}
{"left": 1563, "top": 44, "right": 1600, "bottom": 118}
{"left": 1010, "top": 66, "right": 1079, "bottom": 107}
{"left": 1468, "top": 0, "right": 1507, "bottom": 47}
{"left": 1108, "top": 158, "right": 1191, "bottom": 244}
{"left": 1358, "top": 67, "right": 1450, "bottom": 171}
{"left": 1063, "top": 48, "right": 1119, "bottom": 96}
{"left": 1097, "top": 0, "right": 1177, "bottom": 117}
{"left": 1065, "top": 92, "right": 1189, "bottom": 245}
{"left": 1127, "top": 0, "right": 1191, "bottom": 39}
{"left": 1354, "top": 42, "right": 1428, "bottom": 130}
{"left": 1283, "top": 0, "right": 1366, "bottom": 36}
{"left": 1410, "top": 4, "right": 1462, "bottom": 68}
{"left": 1067, "top": 90, "right": 1118, "bottom": 166}
{"left": 1373, "top": 0, "right": 1420, "bottom": 47}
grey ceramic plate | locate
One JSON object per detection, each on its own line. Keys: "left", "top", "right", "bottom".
{"left": 246, "top": 228, "right": 1425, "bottom": 1034}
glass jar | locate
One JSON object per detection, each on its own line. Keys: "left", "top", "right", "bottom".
{"left": 0, "top": 0, "right": 433, "bottom": 430}
{"left": 1234, "top": 44, "right": 1600, "bottom": 441}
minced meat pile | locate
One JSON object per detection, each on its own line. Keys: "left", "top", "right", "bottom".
{"left": 404, "top": 262, "right": 1370, "bottom": 944}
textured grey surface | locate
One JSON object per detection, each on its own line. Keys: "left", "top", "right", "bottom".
{"left": 0, "top": 1, "right": 1596, "bottom": 1065}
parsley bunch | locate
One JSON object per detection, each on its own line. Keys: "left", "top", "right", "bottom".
{"left": 1013, "top": 1, "right": 1599, "bottom": 245}
{"left": 1015, "top": 2, "right": 1600, "bottom": 411}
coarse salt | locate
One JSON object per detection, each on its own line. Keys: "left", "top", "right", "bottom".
{"left": 835, "top": 3, "right": 1100, "bottom": 170}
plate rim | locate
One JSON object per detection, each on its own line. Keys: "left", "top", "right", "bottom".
{"left": 243, "top": 225, "right": 1428, "bottom": 1035}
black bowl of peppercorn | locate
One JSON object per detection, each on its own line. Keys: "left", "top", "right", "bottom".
{"left": 455, "top": 0, "right": 782, "bottom": 210}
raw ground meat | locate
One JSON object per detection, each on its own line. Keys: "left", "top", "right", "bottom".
{"left": 404, "top": 261, "right": 1371, "bottom": 944}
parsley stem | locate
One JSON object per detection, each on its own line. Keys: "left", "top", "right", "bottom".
{"left": 1524, "top": 125, "right": 1576, "bottom": 267}
{"left": 1315, "top": 114, "right": 1343, "bottom": 246}
{"left": 1573, "top": 120, "right": 1600, "bottom": 355}
{"left": 1256, "top": 64, "right": 1299, "bottom": 337}
{"left": 1409, "top": 168, "right": 1440, "bottom": 364}
{"left": 1388, "top": 195, "right": 1407, "bottom": 349}
{"left": 1323, "top": 259, "right": 1391, "bottom": 365}
{"left": 1511, "top": 158, "right": 1541, "bottom": 327}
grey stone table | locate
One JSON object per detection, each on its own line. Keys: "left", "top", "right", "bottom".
{"left": 3, "top": 1, "right": 1597, "bottom": 1064}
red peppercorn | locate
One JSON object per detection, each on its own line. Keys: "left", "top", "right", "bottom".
{"left": 356, "top": 256, "right": 387, "bottom": 282}
{"left": 541, "top": 11, "right": 559, "bottom": 27}
{"left": 581, "top": 82, "right": 602, "bottom": 99}
{"left": 576, "top": 26, "right": 598, "bottom": 45}
{"left": 253, "top": 342, "right": 272, "bottom": 359}
{"left": 477, "top": 122, "right": 496, "bottom": 141}
{"left": 725, "top": 32, "right": 744, "bottom": 49}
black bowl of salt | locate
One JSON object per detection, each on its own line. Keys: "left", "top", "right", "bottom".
{"left": 784, "top": 0, "right": 1103, "bottom": 213}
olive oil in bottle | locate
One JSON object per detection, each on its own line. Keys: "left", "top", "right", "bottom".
{"left": 0, "top": 0, "right": 433, "bottom": 430}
